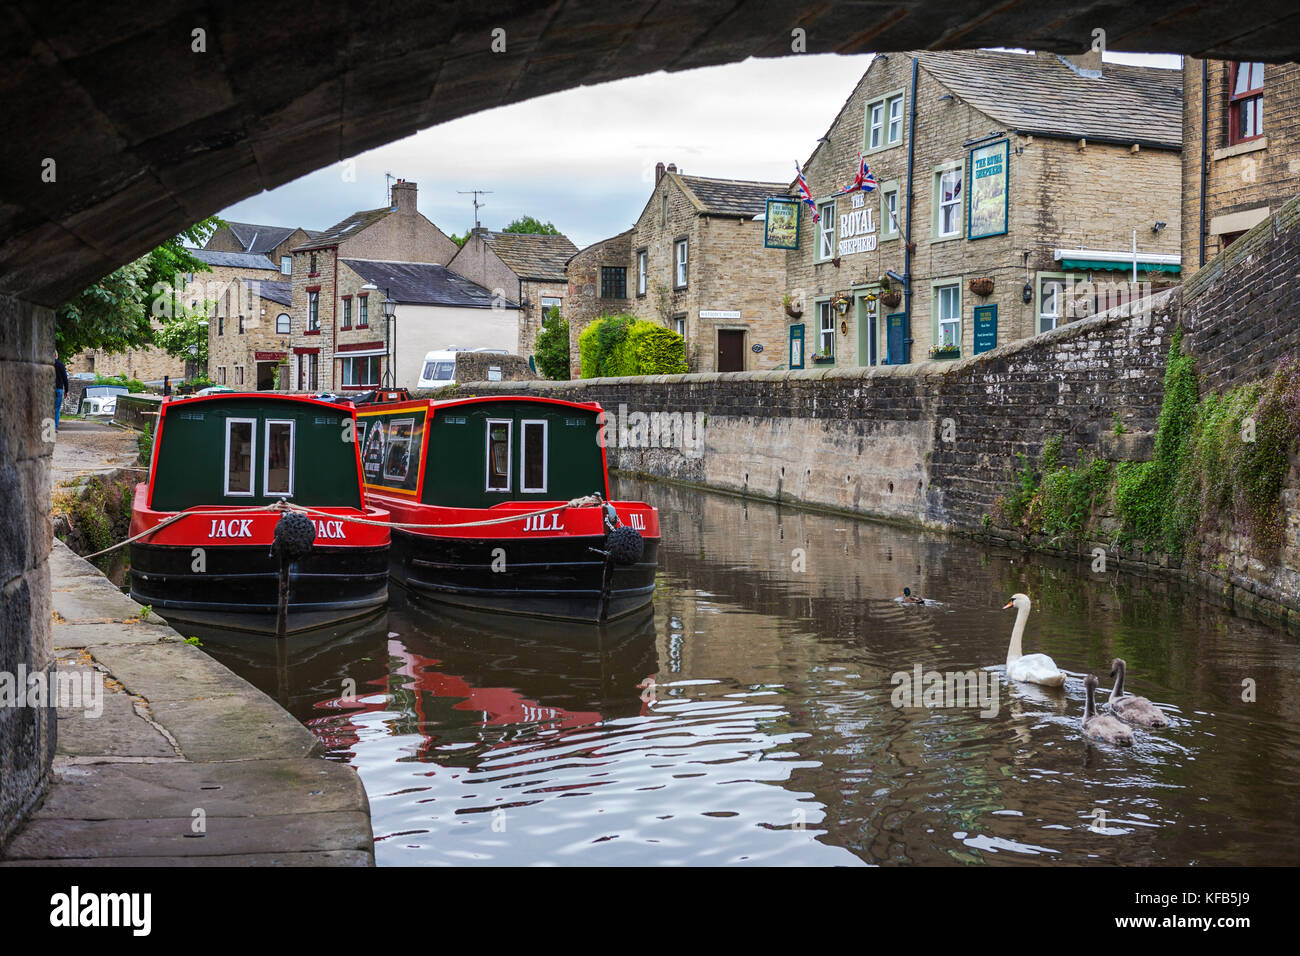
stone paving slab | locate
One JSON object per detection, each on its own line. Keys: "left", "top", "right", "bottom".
{"left": 1, "top": 539, "right": 374, "bottom": 866}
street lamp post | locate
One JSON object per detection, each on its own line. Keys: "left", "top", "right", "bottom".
{"left": 380, "top": 290, "right": 397, "bottom": 387}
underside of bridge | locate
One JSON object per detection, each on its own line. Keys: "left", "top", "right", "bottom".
{"left": 3, "top": 0, "right": 1300, "bottom": 845}
{"left": 3, "top": 0, "right": 1300, "bottom": 306}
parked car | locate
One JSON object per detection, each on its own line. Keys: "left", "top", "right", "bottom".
{"left": 79, "top": 385, "right": 128, "bottom": 417}
{"left": 195, "top": 385, "right": 235, "bottom": 396}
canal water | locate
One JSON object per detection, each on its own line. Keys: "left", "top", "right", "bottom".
{"left": 193, "top": 478, "right": 1300, "bottom": 866}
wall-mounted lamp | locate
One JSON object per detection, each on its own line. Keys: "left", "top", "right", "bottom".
{"left": 1152, "top": 221, "right": 1167, "bottom": 235}
{"left": 1022, "top": 283, "right": 1034, "bottom": 304}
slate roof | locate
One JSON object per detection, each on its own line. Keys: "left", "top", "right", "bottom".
{"left": 241, "top": 278, "right": 291, "bottom": 306}
{"left": 341, "top": 259, "right": 518, "bottom": 309}
{"left": 189, "top": 248, "right": 279, "bottom": 270}
{"left": 677, "top": 174, "right": 789, "bottom": 217}
{"left": 916, "top": 50, "right": 1182, "bottom": 149}
{"left": 482, "top": 231, "right": 578, "bottom": 282}
{"left": 294, "top": 206, "right": 394, "bottom": 251}
{"left": 223, "top": 222, "right": 298, "bottom": 255}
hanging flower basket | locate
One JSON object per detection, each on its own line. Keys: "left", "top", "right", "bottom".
{"left": 969, "top": 276, "right": 995, "bottom": 297}
{"left": 782, "top": 294, "right": 803, "bottom": 319}
{"left": 880, "top": 289, "right": 903, "bottom": 308}
{"left": 928, "top": 344, "right": 961, "bottom": 359}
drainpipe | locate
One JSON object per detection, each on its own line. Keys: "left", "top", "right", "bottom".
{"left": 903, "top": 55, "right": 919, "bottom": 364}
{"left": 1199, "top": 58, "right": 1208, "bottom": 269}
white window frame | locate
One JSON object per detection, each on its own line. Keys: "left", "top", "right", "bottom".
{"left": 817, "top": 200, "right": 836, "bottom": 261}
{"left": 637, "top": 250, "right": 647, "bottom": 295}
{"left": 1040, "top": 279, "right": 1064, "bottom": 332}
{"left": 675, "top": 316, "right": 686, "bottom": 339}
{"left": 866, "top": 90, "right": 905, "bottom": 152}
{"left": 308, "top": 291, "right": 319, "bottom": 330}
{"left": 541, "top": 295, "right": 562, "bottom": 316}
{"left": 674, "top": 238, "right": 688, "bottom": 288}
{"left": 934, "top": 162, "right": 964, "bottom": 240}
{"left": 519, "top": 419, "right": 549, "bottom": 494}
{"left": 263, "top": 419, "right": 295, "bottom": 498}
{"left": 276, "top": 312, "right": 290, "bottom": 334}
{"left": 485, "top": 419, "right": 513, "bottom": 493}
{"left": 382, "top": 417, "right": 415, "bottom": 482}
{"left": 880, "top": 181, "right": 901, "bottom": 240}
{"left": 280, "top": 255, "right": 291, "bottom": 275}
{"left": 934, "top": 282, "right": 962, "bottom": 351}
{"left": 223, "top": 418, "right": 257, "bottom": 497}
{"left": 817, "top": 300, "right": 835, "bottom": 357}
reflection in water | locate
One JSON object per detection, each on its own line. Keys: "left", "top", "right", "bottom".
{"left": 201, "top": 477, "right": 1300, "bottom": 866}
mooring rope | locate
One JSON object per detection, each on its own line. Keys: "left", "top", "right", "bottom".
{"left": 76, "top": 494, "right": 609, "bottom": 561}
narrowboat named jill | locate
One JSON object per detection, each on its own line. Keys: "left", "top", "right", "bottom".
{"left": 129, "top": 394, "right": 391, "bottom": 632}
{"left": 357, "top": 396, "right": 660, "bottom": 623}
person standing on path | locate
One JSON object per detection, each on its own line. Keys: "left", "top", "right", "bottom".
{"left": 54, "top": 355, "right": 69, "bottom": 430}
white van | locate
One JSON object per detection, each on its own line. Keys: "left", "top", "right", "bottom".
{"left": 417, "top": 347, "right": 509, "bottom": 390}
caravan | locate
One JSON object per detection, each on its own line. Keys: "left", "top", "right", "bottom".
{"left": 416, "top": 347, "right": 509, "bottom": 390}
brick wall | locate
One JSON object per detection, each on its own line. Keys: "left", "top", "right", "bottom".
{"left": 0, "top": 296, "right": 56, "bottom": 847}
{"left": 1182, "top": 59, "right": 1300, "bottom": 273}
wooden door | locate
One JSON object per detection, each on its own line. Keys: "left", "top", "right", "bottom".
{"left": 717, "top": 329, "right": 745, "bottom": 372}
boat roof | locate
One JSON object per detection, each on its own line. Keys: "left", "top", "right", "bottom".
{"left": 162, "top": 393, "right": 357, "bottom": 413}
{"left": 357, "top": 395, "right": 604, "bottom": 415}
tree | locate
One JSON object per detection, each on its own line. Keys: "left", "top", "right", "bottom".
{"left": 55, "top": 216, "right": 224, "bottom": 360}
{"left": 502, "top": 216, "right": 561, "bottom": 235}
{"left": 534, "top": 306, "right": 571, "bottom": 380}
{"left": 448, "top": 230, "right": 470, "bottom": 247}
{"left": 151, "top": 304, "right": 211, "bottom": 369}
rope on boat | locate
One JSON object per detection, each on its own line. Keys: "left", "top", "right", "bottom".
{"left": 76, "top": 494, "right": 610, "bottom": 560}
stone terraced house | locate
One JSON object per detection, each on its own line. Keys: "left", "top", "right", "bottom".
{"left": 208, "top": 276, "right": 293, "bottom": 390}
{"left": 785, "top": 49, "right": 1183, "bottom": 369}
{"left": 1182, "top": 58, "right": 1300, "bottom": 274}
{"left": 449, "top": 228, "right": 578, "bottom": 358}
{"left": 288, "top": 180, "right": 460, "bottom": 391}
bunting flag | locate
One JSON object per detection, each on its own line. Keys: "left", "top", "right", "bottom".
{"left": 795, "top": 162, "right": 819, "bottom": 222}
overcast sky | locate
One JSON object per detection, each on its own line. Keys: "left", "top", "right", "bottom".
{"left": 219, "top": 51, "right": 1181, "bottom": 251}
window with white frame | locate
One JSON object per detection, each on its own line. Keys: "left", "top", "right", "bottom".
{"left": 280, "top": 256, "right": 291, "bottom": 275}
{"left": 637, "top": 249, "right": 647, "bottom": 296}
{"left": 308, "top": 291, "right": 319, "bottom": 330}
{"left": 541, "top": 295, "right": 562, "bottom": 317}
{"left": 1040, "top": 278, "right": 1066, "bottom": 333}
{"left": 866, "top": 92, "right": 904, "bottom": 150}
{"left": 881, "top": 184, "right": 900, "bottom": 239}
{"left": 674, "top": 238, "right": 688, "bottom": 288}
{"left": 223, "top": 419, "right": 255, "bottom": 496}
{"left": 520, "top": 420, "right": 548, "bottom": 493}
{"left": 935, "top": 166, "right": 963, "bottom": 238}
{"left": 817, "top": 200, "right": 836, "bottom": 260}
{"left": 935, "top": 283, "right": 961, "bottom": 350}
{"left": 234, "top": 366, "right": 244, "bottom": 385}
{"left": 818, "top": 301, "right": 835, "bottom": 357}
{"left": 263, "top": 419, "right": 294, "bottom": 497}
{"left": 485, "top": 419, "right": 512, "bottom": 491}
{"left": 276, "top": 312, "right": 290, "bottom": 333}
{"left": 674, "top": 315, "right": 686, "bottom": 339}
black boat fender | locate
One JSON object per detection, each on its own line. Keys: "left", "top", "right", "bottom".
{"left": 606, "top": 524, "right": 644, "bottom": 566}
{"left": 270, "top": 511, "right": 317, "bottom": 561}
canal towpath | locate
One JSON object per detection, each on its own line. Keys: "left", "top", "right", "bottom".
{"left": 2, "top": 421, "right": 374, "bottom": 866}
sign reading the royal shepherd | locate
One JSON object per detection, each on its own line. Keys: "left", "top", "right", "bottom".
{"left": 838, "top": 191, "right": 877, "bottom": 255}
{"left": 764, "top": 197, "right": 801, "bottom": 250}
{"left": 968, "top": 139, "right": 1009, "bottom": 240}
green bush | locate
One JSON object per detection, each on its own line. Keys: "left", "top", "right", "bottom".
{"left": 137, "top": 423, "right": 153, "bottom": 465}
{"left": 93, "top": 373, "right": 147, "bottom": 393}
{"left": 534, "top": 307, "right": 571, "bottom": 380}
{"left": 579, "top": 314, "right": 687, "bottom": 378}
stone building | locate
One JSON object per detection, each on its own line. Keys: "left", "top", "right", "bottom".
{"left": 204, "top": 220, "right": 321, "bottom": 278}
{"left": 628, "top": 166, "right": 788, "bottom": 372}
{"left": 448, "top": 228, "right": 578, "bottom": 357}
{"left": 208, "top": 277, "right": 293, "bottom": 389}
{"left": 336, "top": 258, "right": 518, "bottom": 390}
{"left": 287, "top": 179, "right": 460, "bottom": 390}
{"left": 785, "top": 49, "right": 1182, "bottom": 369}
{"left": 1182, "top": 58, "right": 1300, "bottom": 273}
{"left": 564, "top": 228, "right": 633, "bottom": 375}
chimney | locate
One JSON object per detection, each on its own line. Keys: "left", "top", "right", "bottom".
{"left": 655, "top": 161, "right": 665, "bottom": 183}
{"left": 392, "top": 179, "right": 418, "bottom": 215}
{"left": 666, "top": 163, "right": 678, "bottom": 174}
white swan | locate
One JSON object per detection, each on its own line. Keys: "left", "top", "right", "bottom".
{"left": 1001, "top": 593, "right": 1067, "bottom": 687}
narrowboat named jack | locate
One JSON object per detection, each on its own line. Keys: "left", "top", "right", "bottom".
{"left": 357, "top": 396, "right": 660, "bottom": 623}
{"left": 129, "top": 394, "right": 391, "bottom": 632}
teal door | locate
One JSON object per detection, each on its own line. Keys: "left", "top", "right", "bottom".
{"left": 789, "top": 323, "right": 805, "bottom": 369}
{"left": 886, "top": 312, "right": 907, "bottom": 365}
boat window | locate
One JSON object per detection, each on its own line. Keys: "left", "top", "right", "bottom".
{"left": 264, "top": 419, "right": 295, "bottom": 496}
{"left": 383, "top": 418, "right": 415, "bottom": 482}
{"left": 224, "top": 419, "right": 256, "bottom": 496}
{"left": 486, "top": 419, "right": 512, "bottom": 491}
{"left": 521, "top": 420, "right": 547, "bottom": 493}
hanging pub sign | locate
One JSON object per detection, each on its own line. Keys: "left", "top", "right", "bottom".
{"left": 764, "top": 197, "right": 801, "bottom": 250}
{"left": 973, "top": 304, "right": 998, "bottom": 354}
{"left": 968, "top": 138, "right": 1009, "bottom": 239}
{"left": 837, "top": 190, "right": 878, "bottom": 256}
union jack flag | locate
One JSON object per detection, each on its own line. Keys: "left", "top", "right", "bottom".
{"left": 796, "top": 162, "right": 819, "bottom": 222}
{"left": 843, "top": 153, "right": 877, "bottom": 194}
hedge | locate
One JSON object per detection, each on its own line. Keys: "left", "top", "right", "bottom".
{"left": 579, "top": 314, "right": 687, "bottom": 377}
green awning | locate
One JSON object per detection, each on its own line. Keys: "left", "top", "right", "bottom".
{"left": 1060, "top": 258, "right": 1181, "bottom": 274}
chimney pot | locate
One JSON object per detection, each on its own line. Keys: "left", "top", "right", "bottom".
{"left": 666, "top": 163, "right": 677, "bottom": 173}
{"left": 655, "top": 161, "right": 665, "bottom": 183}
